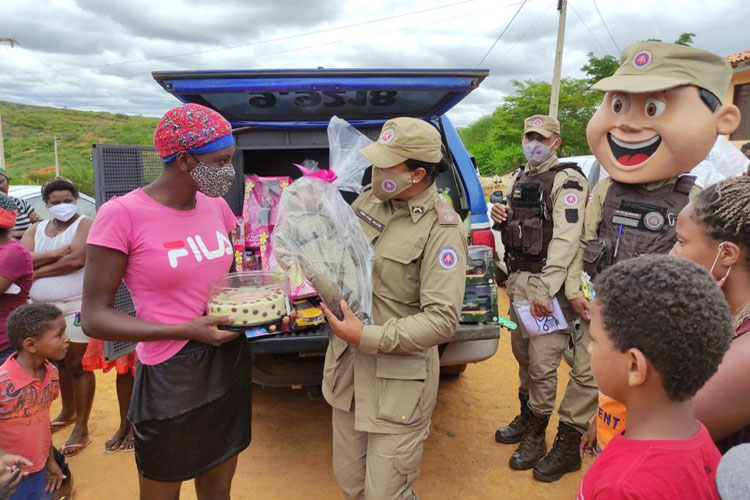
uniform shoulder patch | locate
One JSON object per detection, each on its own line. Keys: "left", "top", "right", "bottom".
{"left": 438, "top": 245, "right": 459, "bottom": 270}
{"left": 562, "top": 179, "right": 583, "bottom": 191}
{"left": 565, "top": 209, "right": 579, "bottom": 223}
{"left": 563, "top": 192, "right": 579, "bottom": 206}
{"left": 434, "top": 201, "right": 459, "bottom": 226}
{"left": 674, "top": 175, "right": 697, "bottom": 195}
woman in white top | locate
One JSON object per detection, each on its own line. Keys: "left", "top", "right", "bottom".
{"left": 22, "top": 177, "right": 94, "bottom": 457}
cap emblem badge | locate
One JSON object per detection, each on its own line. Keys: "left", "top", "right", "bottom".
{"left": 633, "top": 50, "right": 653, "bottom": 70}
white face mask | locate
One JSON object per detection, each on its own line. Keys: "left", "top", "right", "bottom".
{"left": 49, "top": 203, "right": 77, "bottom": 222}
{"left": 522, "top": 140, "right": 554, "bottom": 167}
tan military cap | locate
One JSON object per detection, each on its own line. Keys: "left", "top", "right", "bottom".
{"left": 523, "top": 115, "right": 560, "bottom": 138}
{"left": 360, "top": 117, "right": 442, "bottom": 169}
{"left": 592, "top": 41, "right": 732, "bottom": 102}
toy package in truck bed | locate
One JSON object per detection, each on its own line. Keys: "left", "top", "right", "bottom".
{"left": 242, "top": 176, "right": 291, "bottom": 248}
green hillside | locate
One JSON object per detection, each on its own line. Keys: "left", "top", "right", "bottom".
{"left": 0, "top": 101, "right": 159, "bottom": 196}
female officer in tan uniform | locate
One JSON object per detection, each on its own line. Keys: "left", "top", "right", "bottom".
{"left": 320, "top": 117, "right": 467, "bottom": 499}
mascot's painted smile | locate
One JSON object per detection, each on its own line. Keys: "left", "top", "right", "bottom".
{"left": 607, "top": 133, "right": 662, "bottom": 167}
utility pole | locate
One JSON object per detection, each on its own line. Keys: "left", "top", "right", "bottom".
{"left": 54, "top": 136, "right": 59, "bottom": 176}
{"left": 0, "top": 114, "right": 4, "bottom": 171}
{"left": 549, "top": 0, "right": 568, "bottom": 120}
{"left": 0, "top": 38, "right": 18, "bottom": 171}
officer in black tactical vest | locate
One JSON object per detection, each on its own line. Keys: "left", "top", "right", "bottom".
{"left": 491, "top": 115, "right": 597, "bottom": 481}
{"left": 566, "top": 41, "right": 741, "bottom": 464}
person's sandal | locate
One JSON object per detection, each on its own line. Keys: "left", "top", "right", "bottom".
{"left": 121, "top": 436, "right": 135, "bottom": 452}
{"left": 50, "top": 418, "right": 76, "bottom": 434}
{"left": 104, "top": 436, "right": 126, "bottom": 454}
{"left": 61, "top": 439, "right": 92, "bottom": 458}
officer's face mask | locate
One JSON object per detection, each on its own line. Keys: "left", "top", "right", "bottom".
{"left": 522, "top": 139, "right": 556, "bottom": 167}
{"left": 371, "top": 167, "right": 414, "bottom": 201}
{"left": 708, "top": 242, "right": 732, "bottom": 289}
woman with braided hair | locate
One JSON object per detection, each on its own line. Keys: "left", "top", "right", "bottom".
{"left": 670, "top": 175, "right": 750, "bottom": 453}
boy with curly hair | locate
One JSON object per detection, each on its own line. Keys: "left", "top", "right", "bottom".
{"left": 578, "top": 255, "right": 733, "bottom": 499}
{"left": 0, "top": 303, "right": 69, "bottom": 499}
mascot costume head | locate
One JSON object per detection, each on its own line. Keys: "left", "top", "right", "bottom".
{"left": 587, "top": 41, "right": 741, "bottom": 184}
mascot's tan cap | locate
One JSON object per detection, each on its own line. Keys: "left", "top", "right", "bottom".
{"left": 592, "top": 41, "right": 733, "bottom": 103}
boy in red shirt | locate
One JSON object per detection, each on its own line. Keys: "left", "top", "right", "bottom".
{"left": 0, "top": 303, "right": 69, "bottom": 499}
{"left": 578, "top": 255, "right": 734, "bottom": 500}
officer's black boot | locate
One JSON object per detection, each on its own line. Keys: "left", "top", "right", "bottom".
{"left": 495, "top": 391, "right": 530, "bottom": 444}
{"left": 532, "top": 422, "right": 583, "bottom": 482}
{"left": 508, "top": 411, "right": 549, "bottom": 470}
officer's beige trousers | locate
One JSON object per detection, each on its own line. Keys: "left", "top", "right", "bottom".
{"left": 509, "top": 293, "right": 598, "bottom": 434}
{"left": 332, "top": 407, "right": 428, "bottom": 500}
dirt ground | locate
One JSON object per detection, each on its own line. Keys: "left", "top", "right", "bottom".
{"left": 53, "top": 291, "right": 591, "bottom": 499}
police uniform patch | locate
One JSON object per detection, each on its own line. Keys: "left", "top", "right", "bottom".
{"left": 411, "top": 206, "right": 424, "bottom": 214}
{"left": 564, "top": 193, "right": 579, "bottom": 206}
{"left": 612, "top": 209, "right": 641, "bottom": 228}
{"left": 380, "top": 127, "right": 396, "bottom": 144}
{"left": 438, "top": 245, "right": 459, "bottom": 270}
{"left": 381, "top": 179, "right": 397, "bottom": 193}
{"left": 435, "top": 201, "right": 459, "bottom": 226}
{"left": 562, "top": 180, "right": 583, "bottom": 191}
{"left": 644, "top": 211, "right": 665, "bottom": 231}
{"left": 565, "top": 209, "right": 578, "bottom": 223}
{"left": 532, "top": 118, "right": 543, "bottom": 127}
{"left": 356, "top": 209, "right": 385, "bottom": 232}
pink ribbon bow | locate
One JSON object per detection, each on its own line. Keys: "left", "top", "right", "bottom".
{"left": 295, "top": 164, "right": 338, "bottom": 183}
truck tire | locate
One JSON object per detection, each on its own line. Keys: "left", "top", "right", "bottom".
{"left": 440, "top": 364, "right": 467, "bottom": 377}
{"left": 307, "top": 385, "right": 323, "bottom": 401}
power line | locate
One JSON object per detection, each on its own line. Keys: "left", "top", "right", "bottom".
{"left": 568, "top": 1, "right": 613, "bottom": 56}
{"left": 591, "top": 0, "right": 621, "bottom": 53}
{"left": 103, "top": 8, "right": 494, "bottom": 78}
{"left": 0, "top": 4, "right": 503, "bottom": 85}
{"left": 161, "top": 9, "right": 496, "bottom": 73}
{"left": 490, "top": 0, "right": 555, "bottom": 67}
{"left": 476, "top": 0, "right": 530, "bottom": 67}
{"left": 6, "top": 0, "right": 487, "bottom": 77}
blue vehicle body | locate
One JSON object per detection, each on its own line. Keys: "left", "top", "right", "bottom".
{"left": 149, "top": 68, "right": 498, "bottom": 384}
{"left": 152, "top": 69, "right": 490, "bottom": 226}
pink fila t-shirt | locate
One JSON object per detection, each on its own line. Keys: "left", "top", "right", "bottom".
{"left": 87, "top": 189, "right": 236, "bottom": 365}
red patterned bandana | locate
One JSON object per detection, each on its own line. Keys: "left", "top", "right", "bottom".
{"left": 153, "top": 103, "right": 233, "bottom": 162}
{"left": 0, "top": 192, "right": 17, "bottom": 229}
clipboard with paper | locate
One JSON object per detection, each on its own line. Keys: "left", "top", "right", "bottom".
{"left": 512, "top": 298, "right": 568, "bottom": 336}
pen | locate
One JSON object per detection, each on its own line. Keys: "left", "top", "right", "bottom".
{"left": 613, "top": 224, "right": 623, "bottom": 259}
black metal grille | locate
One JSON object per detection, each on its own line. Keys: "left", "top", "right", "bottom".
{"left": 226, "top": 149, "right": 245, "bottom": 216}
{"left": 92, "top": 145, "right": 149, "bottom": 361}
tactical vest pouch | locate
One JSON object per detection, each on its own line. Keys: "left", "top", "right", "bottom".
{"left": 522, "top": 219, "right": 544, "bottom": 256}
{"left": 506, "top": 220, "right": 523, "bottom": 252}
{"left": 505, "top": 219, "right": 544, "bottom": 257}
{"left": 582, "top": 239, "right": 609, "bottom": 278}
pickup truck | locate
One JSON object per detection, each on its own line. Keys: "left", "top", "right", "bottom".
{"left": 92, "top": 68, "right": 500, "bottom": 387}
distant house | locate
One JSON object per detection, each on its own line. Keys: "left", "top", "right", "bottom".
{"left": 726, "top": 49, "right": 750, "bottom": 149}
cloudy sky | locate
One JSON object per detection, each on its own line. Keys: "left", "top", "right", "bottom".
{"left": 0, "top": 0, "right": 745, "bottom": 127}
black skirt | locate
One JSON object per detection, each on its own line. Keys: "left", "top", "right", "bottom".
{"left": 127, "top": 337, "right": 252, "bottom": 482}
